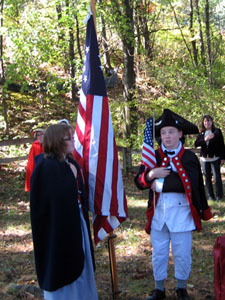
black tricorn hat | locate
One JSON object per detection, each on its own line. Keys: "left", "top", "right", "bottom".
{"left": 155, "top": 109, "right": 199, "bottom": 137}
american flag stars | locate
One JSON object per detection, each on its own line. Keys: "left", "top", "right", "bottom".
{"left": 144, "top": 118, "right": 154, "bottom": 147}
{"left": 82, "top": 39, "right": 105, "bottom": 90}
{"left": 141, "top": 118, "right": 157, "bottom": 169}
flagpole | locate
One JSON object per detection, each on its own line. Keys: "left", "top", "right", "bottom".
{"left": 89, "top": 1, "right": 120, "bottom": 298}
{"left": 108, "top": 232, "right": 120, "bottom": 299}
{"left": 90, "top": 0, "right": 97, "bottom": 30}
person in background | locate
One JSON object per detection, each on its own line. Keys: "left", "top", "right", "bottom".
{"left": 25, "top": 128, "right": 44, "bottom": 191}
{"left": 30, "top": 124, "right": 98, "bottom": 300}
{"left": 135, "top": 109, "right": 213, "bottom": 300}
{"left": 58, "top": 118, "right": 70, "bottom": 125}
{"left": 195, "top": 115, "right": 225, "bottom": 201}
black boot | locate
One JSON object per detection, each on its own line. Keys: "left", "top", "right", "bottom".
{"left": 176, "top": 288, "right": 190, "bottom": 300}
{"left": 145, "top": 289, "right": 166, "bottom": 300}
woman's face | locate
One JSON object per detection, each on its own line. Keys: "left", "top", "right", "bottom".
{"left": 203, "top": 118, "right": 213, "bottom": 130}
{"left": 63, "top": 134, "right": 74, "bottom": 155}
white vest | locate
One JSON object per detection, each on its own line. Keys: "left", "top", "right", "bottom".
{"left": 151, "top": 142, "right": 196, "bottom": 232}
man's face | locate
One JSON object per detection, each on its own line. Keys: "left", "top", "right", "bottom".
{"left": 160, "top": 126, "right": 183, "bottom": 150}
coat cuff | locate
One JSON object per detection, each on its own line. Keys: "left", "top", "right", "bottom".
{"left": 202, "top": 207, "right": 213, "bottom": 220}
{"left": 137, "top": 170, "right": 151, "bottom": 188}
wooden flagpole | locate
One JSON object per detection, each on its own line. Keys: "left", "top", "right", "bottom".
{"left": 90, "top": 1, "right": 120, "bottom": 298}
{"left": 90, "top": 0, "right": 97, "bottom": 30}
{"left": 108, "top": 232, "right": 120, "bottom": 299}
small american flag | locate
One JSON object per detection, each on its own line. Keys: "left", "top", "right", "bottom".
{"left": 74, "top": 13, "right": 128, "bottom": 244}
{"left": 141, "top": 118, "right": 157, "bottom": 169}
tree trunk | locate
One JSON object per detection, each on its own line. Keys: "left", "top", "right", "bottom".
{"left": 65, "top": 0, "right": 78, "bottom": 101}
{"left": 122, "top": 40, "right": 136, "bottom": 145}
{"left": 75, "top": 15, "right": 82, "bottom": 61}
{"left": 0, "top": 0, "right": 9, "bottom": 135}
{"left": 121, "top": 0, "right": 136, "bottom": 150}
{"left": 134, "top": 7, "right": 141, "bottom": 79}
{"left": 205, "top": 0, "right": 213, "bottom": 85}
{"left": 0, "top": 0, "right": 4, "bottom": 81}
{"left": 195, "top": 0, "right": 206, "bottom": 67}
{"left": 56, "top": 4, "right": 63, "bottom": 41}
{"left": 99, "top": 0, "right": 111, "bottom": 71}
{"left": 168, "top": 0, "right": 194, "bottom": 65}
{"left": 189, "top": 0, "right": 198, "bottom": 66}
{"left": 135, "top": 12, "right": 154, "bottom": 77}
{"left": 2, "top": 91, "right": 9, "bottom": 135}
{"left": 110, "top": 0, "right": 136, "bottom": 152}
{"left": 142, "top": 17, "right": 153, "bottom": 59}
{"left": 139, "top": 1, "right": 153, "bottom": 60}
{"left": 69, "top": 28, "right": 78, "bottom": 101}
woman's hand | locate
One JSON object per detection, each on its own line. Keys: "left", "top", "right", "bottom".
{"left": 204, "top": 133, "right": 214, "bottom": 141}
{"left": 146, "top": 167, "right": 170, "bottom": 181}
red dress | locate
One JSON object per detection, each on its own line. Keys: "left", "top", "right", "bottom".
{"left": 214, "top": 235, "right": 225, "bottom": 300}
{"left": 25, "top": 140, "right": 43, "bottom": 191}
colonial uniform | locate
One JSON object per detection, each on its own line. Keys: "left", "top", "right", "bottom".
{"left": 135, "top": 109, "right": 213, "bottom": 300}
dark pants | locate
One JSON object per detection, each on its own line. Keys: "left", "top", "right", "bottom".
{"left": 201, "top": 159, "right": 223, "bottom": 199}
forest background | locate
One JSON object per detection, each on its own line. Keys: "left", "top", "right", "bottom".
{"left": 0, "top": 0, "right": 225, "bottom": 299}
{"left": 0, "top": 0, "right": 225, "bottom": 146}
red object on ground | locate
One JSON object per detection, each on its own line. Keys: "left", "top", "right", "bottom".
{"left": 214, "top": 235, "right": 225, "bottom": 300}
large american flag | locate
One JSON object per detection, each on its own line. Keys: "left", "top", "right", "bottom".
{"left": 74, "top": 14, "right": 128, "bottom": 244}
{"left": 141, "top": 118, "right": 157, "bottom": 169}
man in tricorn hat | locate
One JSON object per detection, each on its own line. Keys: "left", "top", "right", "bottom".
{"left": 135, "top": 109, "right": 213, "bottom": 300}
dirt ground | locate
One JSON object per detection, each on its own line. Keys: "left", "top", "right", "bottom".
{"left": 0, "top": 162, "right": 224, "bottom": 300}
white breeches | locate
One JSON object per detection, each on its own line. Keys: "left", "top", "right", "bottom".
{"left": 150, "top": 224, "right": 192, "bottom": 281}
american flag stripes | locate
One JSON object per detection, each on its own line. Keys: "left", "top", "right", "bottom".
{"left": 74, "top": 14, "right": 128, "bottom": 244}
{"left": 141, "top": 118, "right": 157, "bottom": 169}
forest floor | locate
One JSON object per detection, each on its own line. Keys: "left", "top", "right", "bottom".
{"left": 0, "top": 160, "right": 225, "bottom": 300}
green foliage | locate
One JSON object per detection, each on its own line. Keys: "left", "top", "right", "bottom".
{"left": 98, "top": 0, "right": 135, "bottom": 45}
{"left": 2, "top": 0, "right": 89, "bottom": 94}
{"left": 0, "top": 0, "right": 224, "bottom": 148}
